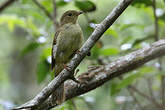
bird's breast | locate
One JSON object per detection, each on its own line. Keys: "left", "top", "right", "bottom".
{"left": 63, "top": 23, "right": 82, "bottom": 37}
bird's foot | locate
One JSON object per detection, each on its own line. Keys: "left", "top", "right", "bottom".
{"left": 63, "top": 64, "right": 71, "bottom": 72}
{"left": 75, "top": 50, "right": 81, "bottom": 55}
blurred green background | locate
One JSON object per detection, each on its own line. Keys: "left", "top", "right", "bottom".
{"left": 0, "top": 0, "right": 165, "bottom": 110}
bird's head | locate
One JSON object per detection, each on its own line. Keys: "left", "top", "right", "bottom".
{"left": 60, "top": 10, "right": 83, "bottom": 25}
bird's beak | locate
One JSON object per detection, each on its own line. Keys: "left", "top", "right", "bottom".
{"left": 78, "top": 11, "right": 83, "bottom": 16}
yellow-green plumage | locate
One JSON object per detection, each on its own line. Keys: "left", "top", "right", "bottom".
{"left": 51, "top": 10, "right": 83, "bottom": 104}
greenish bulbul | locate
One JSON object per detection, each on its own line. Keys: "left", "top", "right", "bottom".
{"left": 51, "top": 10, "right": 83, "bottom": 104}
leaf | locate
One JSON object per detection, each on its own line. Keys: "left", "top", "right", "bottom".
{"left": 36, "top": 47, "right": 52, "bottom": 83}
{"left": 20, "top": 42, "right": 40, "bottom": 56}
{"left": 56, "top": 100, "right": 74, "bottom": 110}
{"left": 116, "top": 67, "right": 154, "bottom": 90}
{"left": 21, "top": 0, "right": 29, "bottom": 4}
{"left": 99, "top": 47, "right": 119, "bottom": 56}
{"left": 110, "top": 66, "right": 155, "bottom": 96}
{"left": 41, "top": 0, "right": 53, "bottom": 12}
{"left": 56, "top": 0, "right": 69, "bottom": 7}
{"left": 105, "top": 29, "right": 118, "bottom": 38}
{"left": 159, "top": 13, "right": 165, "bottom": 22}
{"left": 37, "top": 59, "right": 50, "bottom": 83}
{"left": 120, "top": 36, "right": 133, "bottom": 45}
{"left": 0, "top": 15, "right": 26, "bottom": 31}
{"left": 132, "top": 35, "right": 154, "bottom": 47}
{"left": 26, "top": 18, "right": 42, "bottom": 37}
{"left": 110, "top": 82, "right": 121, "bottom": 96}
{"left": 41, "top": 47, "right": 51, "bottom": 59}
{"left": 120, "top": 23, "right": 145, "bottom": 31}
{"left": 74, "top": 0, "right": 96, "bottom": 12}
{"left": 132, "top": 0, "right": 152, "bottom": 7}
{"left": 116, "top": 73, "right": 140, "bottom": 90}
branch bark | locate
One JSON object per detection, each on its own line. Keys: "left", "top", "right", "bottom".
{"left": 37, "top": 39, "right": 165, "bottom": 110}
{"left": 13, "top": 0, "right": 134, "bottom": 109}
{"left": 0, "top": 0, "right": 17, "bottom": 13}
{"left": 13, "top": 39, "right": 165, "bottom": 110}
{"left": 52, "top": 0, "right": 59, "bottom": 29}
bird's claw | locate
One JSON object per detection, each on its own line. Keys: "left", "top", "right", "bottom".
{"left": 63, "top": 64, "right": 72, "bottom": 72}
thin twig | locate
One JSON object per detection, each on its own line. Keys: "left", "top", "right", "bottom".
{"left": 23, "top": 39, "right": 165, "bottom": 110}
{"left": 13, "top": 0, "right": 134, "bottom": 109}
{"left": 152, "top": 0, "right": 158, "bottom": 41}
{"left": 127, "top": 87, "right": 145, "bottom": 110}
{"left": 0, "top": 0, "right": 17, "bottom": 13}
{"left": 128, "top": 85, "right": 163, "bottom": 110}
{"left": 146, "top": 77, "right": 157, "bottom": 103}
{"left": 33, "top": 0, "right": 53, "bottom": 20}
{"left": 152, "top": 0, "right": 165, "bottom": 107}
{"left": 52, "top": 0, "right": 59, "bottom": 29}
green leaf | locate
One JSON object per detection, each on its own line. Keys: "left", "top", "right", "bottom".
{"left": 20, "top": 42, "right": 40, "bottom": 56}
{"left": 110, "top": 82, "right": 121, "bottom": 96}
{"left": 139, "top": 66, "right": 155, "bottom": 74}
{"left": 105, "top": 29, "right": 118, "bottom": 38}
{"left": 21, "top": 0, "right": 29, "bottom": 4}
{"left": 159, "top": 13, "right": 165, "bottom": 22}
{"left": 74, "top": 0, "right": 96, "bottom": 12}
{"left": 120, "top": 36, "right": 133, "bottom": 45}
{"left": 36, "top": 47, "right": 52, "bottom": 83}
{"left": 41, "top": 0, "right": 53, "bottom": 12}
{"left": 37, "top": 59, "right": 50, "bottom": 83}
{"left": 132, "top": 0, "right": 152, "bottom": 7}
{"left": 56, "top": 100, "right": 74, "bottom": 110}
{"left": 56, "top": 0, "right": 69, "bottom": 7}
{"left": 90, "top": 45, "right": 100, "bottom": 59}
{"left": 120, "top": 23, "right": 144, "bottom": 31}
{"left": 110, "top": 66, "right": 155, "bottom": 96}
{"left": 116, "top": 73, "right": 140, "bottom": 90}
{"left": 41, "top": 47, "right": 51, "bottom": 59}
{"left": 0, "top": 15, "right": 26, "bottom": 31}
{"left": 99, "top": 47, "right": 119, "bottom": 56}
{"left": 26, "top": 18, "right": 42, "bottom": 37}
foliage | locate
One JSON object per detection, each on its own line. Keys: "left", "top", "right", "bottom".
{"left": 0, "top": 0, "right": 165, "bottom": 110}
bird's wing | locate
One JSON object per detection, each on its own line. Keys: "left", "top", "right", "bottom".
{"left": 51, "top": 29, "right": 60, "bottom": 70}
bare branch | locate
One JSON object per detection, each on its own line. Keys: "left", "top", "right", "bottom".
{"left": 128, "top": 85, "right": 163, "bottom": 110}
{"left": 127, "top": 87, "right": 145, "bottom": 110}
{"left": 146, "top": 77, "right": 157, "bottom": 103}
{"left": 13, "top": 0, "right": 134, "bottom": 109}
{"left": 35, "top": 39, "right": 165, "bottom": 110}
{"left": 0, "top": 0, "right": 17, "bottom": 13}
{"left": 152, "top": 0, "right": 165, "bottom": 107}
{"left": 52, "top": 0, "right": 59, "bottom": 29}
{"left": 32, "top": 0, "right": 53, "bottom": 20}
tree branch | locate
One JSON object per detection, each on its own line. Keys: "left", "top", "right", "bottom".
{"left": 52, "top": 0, "right": 59, "bottom": 29}
{"left": 13, "top": 0, "right": 134, "bottom": 109}
{"left": 127, "top": 87, "right": 145, "bottom": 110}
{"left": 32, "top": 0, "right": 53, "bottom": 20}
{"left": 37, "top": 39, "right": 165, "bottom": 110}
{"left": 0, "top": 0, "right": 17, "bottom": 13}
{"left": 128, "top": 85, "right": 163, "bottom": 110}
{"left": 152, "top": 0, "right": 165, "bottom": 107}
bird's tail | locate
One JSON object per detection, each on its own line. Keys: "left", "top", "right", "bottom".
{"left": 52, "top": 63, "right": 65, "bottom": 105}
{"left": 52, "top": 83, "right": 65, "bottom": 104}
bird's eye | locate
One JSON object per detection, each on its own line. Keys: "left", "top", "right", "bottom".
{"left": 68, "top": 13, "right": 72, "bottom": 16}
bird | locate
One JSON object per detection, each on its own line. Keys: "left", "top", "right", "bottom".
{"left": 51, "top": 10, "right": 84, "bottom": 104}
